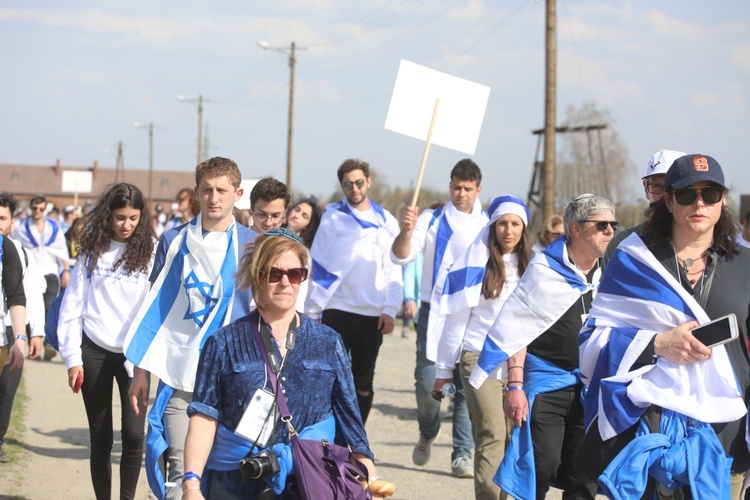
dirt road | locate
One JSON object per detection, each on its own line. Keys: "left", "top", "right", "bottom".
{"left": 1, "top": 332, "right": 569, "bottom": 499}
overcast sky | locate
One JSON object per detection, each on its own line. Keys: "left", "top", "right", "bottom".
{"left": 2, "top": 1, "right": 748, "bottom": 208}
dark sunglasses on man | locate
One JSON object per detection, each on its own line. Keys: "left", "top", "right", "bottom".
{"left": 342, "top": 179, "right": 365, "bottom": 191}
{"left": 268, "top": 267, "right": 309, "bottom": 285}
{"left": 579, "top": 220, "right": 619, "bottom": 232}
{"left": 671, "top": 186, "right": 724, "bottom": 206}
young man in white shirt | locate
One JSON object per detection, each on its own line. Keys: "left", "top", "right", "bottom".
{"left": 305, "top": 159, "right": 403, "bottom": 424}
{"left": 12, "top": 195, "right": 71, "bottom": 360}
{"left": 391, "top": 159, "right": 487, "bottom": 478}
{"left": 125, "top": 157, "right": 255, "bottom": 499}
{"left": 248, "top": 177, "right": 290, "bottom": 235}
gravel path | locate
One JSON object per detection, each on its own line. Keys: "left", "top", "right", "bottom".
{"left": 0, "top": 331, "right": 571, "bottom": 499}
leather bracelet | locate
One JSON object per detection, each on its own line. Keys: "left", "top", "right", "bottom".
{"left": 504, "top": 385, "right": 524, "bottom": 393}
{"left": 507, "top": 365, "right": 524, "bottom": 370}
{"left": 507, "top": 380, "right": 524, "bottom": 385}
{"left": 15, "top": 334, "right": 27, "bottom": 342}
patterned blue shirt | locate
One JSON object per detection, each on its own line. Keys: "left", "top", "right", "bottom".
{"left": 188, "top": 311, "right": 373, "bottom": 495}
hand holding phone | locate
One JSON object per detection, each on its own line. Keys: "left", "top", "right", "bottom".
{"left": 691, "top": 313, "right": 739, "bottom": 349}
{"left": 73, "top": 372, "right": 83, "bottom": 394}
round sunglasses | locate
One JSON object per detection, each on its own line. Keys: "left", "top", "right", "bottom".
{"left": 268, "top": 267, "right": 308, "bottom": 285}
{"left": 579, "top": 220, "right": 619, "bottom": 232}
{"left": 342, "top": 179, "right": 366, "bottom": 191}
{"left": 671, "top": 186, "right": 724, "bottom": 206}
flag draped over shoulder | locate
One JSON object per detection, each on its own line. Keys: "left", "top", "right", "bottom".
{"left": 305, "top": 199, "right": 396, "bottom": 313}
{"left": 422, "top": 199, "right": 487, "bottom": 362}
{"left": 123, "top": 215, "right": 240, "bottom": 499}
{"left": 437, "top": 195, "right": 528, "bottom": 316}
{"left": 468, "top": 236, "right": 597, "bottom": 389}
{"left": 124, "top": 214, "right": 238, "bottom": 391}
{"left": 14, "top": 217, "right": 69, "bottom": 263}
{"left": 578, "top": 232, "right": 745, "bottom": 441}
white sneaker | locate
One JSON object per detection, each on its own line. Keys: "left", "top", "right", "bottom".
{"left": 401, "top": 327, "right": 410, "bottom": 338}
{"left": 451, "top": 455, "right": 474, "bottom": 478}
{"left": 412, "top": 434, "right": 437, "bottom": 466}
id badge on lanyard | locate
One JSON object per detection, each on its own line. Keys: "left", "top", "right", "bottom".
{"left": 234, "top": 387, "right": 279, "bottom": 448}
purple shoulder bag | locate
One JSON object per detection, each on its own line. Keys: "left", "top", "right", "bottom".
{"left": 250, "top": 318, "right": 372, "bottom": 500}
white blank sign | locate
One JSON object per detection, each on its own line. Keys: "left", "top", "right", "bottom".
{"left": 384, "top": 60, "right": 491, "bottom": 155}
{"left": 61, "top": 170, "right": 93, "bottom": 193}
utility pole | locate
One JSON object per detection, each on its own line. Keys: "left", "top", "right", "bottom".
{"left": 148, "top": 122, "right": 154, "bottom": 203}
{"left": 197, "top": 94, "right": 204, "bottom": 165}
{"left": 286, "top": 42, "right": 296, "bottom": 195}
{"left": 257, "top": 40, "right": 305, "bottom": 194}
{"left": 115, "top": 141, "right": 125, "bottom": 183}
{"left": 543, "top": 0, "right": 557, "bottom": 221}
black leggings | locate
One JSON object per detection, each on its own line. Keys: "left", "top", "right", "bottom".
{"left": 80, "top": 333, "right": 145, "bottom": 500}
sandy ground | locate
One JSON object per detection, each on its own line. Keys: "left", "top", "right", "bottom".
{"left": 0, "top": 331, "right": 572, "bottom": 499}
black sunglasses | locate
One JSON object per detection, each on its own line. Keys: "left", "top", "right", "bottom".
{"left": 579, "top": 220, "right": 619, "bottom": 232}
{"left": 672, "top": 186, "right": 724, "bottom": 206}
{"left": 342, "top": 179, "right": 365, "bottom": 191}
{"left": 268, "top": 267, "right": 308, "bottom": 285}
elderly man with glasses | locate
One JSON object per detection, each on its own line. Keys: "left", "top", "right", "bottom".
{"left": 305, "top": 158, "right": 403, "bottom": 424}
{"left": 602, "top": 149, "right": 687, "bottom": 268}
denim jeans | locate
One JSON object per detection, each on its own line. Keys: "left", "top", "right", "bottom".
{"left": 414, "top": 302, "right": 473, "bottom": 460}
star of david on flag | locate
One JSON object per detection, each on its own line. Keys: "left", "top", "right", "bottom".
{"left": 183, "top": 269, "right": 217, "bottom": 327}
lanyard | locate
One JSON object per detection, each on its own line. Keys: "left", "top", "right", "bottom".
{"left": 249, "top": 311, "right": 298, "bottom": 437}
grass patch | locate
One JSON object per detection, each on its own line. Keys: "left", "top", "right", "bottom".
{"left": 0, "top": 372, "right": 28, "bottom": 494}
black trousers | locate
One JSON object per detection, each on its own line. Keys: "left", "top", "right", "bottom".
{"left": 531, "top": 385, "right": 598, "bottom": 500}
{"left": 322, "top": 309, "right": 382, "bottom": 423}
{"left": 0, "top": 328, "right": 24, "bottom": 447}
{"left": 80, "top": 333, "right": 145, "bottom": 500}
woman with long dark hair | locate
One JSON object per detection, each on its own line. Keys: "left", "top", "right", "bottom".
{"left": 57, "top": 183, "right": 155, "bottom": 499}
{"left": 578, "top": 154, "right": 750, "bottom": 497}
{"left": 283, "top": 197, "right": 322, "bottom": 248}
{"left": 433, "top": 195, "right": 531, "bottom": 499}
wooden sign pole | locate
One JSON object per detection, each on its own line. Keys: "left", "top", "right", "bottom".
{"left": 410, "top": 98, "right": 441, "bottom": 209}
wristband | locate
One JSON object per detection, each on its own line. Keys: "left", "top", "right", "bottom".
{"left": 504, "top": 385, "right": 524, "bottom": 393}
{"left": 507, "top": 380, "right": 524, "bottom": 385}
{"left": 15, "top": 334, "right": 27, "bottom": 342}
{"left": 183, "top": 472, "right": 201, "bottom": 483}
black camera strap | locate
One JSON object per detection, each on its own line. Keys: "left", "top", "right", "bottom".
{"left": 250, "top": 312, "right": 296, "bottom": 438}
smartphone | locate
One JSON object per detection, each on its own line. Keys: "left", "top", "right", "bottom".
{"left": 73, "top": 373, "right": 83, "bottom": 394}
{"left": 691, "top": 313, "right": 739, "bottom": 348}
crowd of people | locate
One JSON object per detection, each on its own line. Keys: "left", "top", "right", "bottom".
{"left": 0, "top": 150, "right": 749, "bottom": 500}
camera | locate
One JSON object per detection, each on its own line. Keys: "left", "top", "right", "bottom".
{"left": 239, "top": 450, "right": 280, "bottom": 482}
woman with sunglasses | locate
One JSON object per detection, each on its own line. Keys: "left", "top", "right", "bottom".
{"left": 57, "top": 183, "right": 155, "bottom": 500}
{"left": 577, "top": 154, "right": 750, "bottom": 498}
{"left": 433, "top": 195, "right": 532, "bottom": 499}
{"left": 183, "top": 229, "right": 393, "bottom": 499}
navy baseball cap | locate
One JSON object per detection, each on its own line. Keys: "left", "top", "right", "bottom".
{"left": 664, "top": 154, "right": 727, "bottom": 191}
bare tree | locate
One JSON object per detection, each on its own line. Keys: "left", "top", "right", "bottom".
{"left": 555, "top": 102, "right": 636, "bottom": 206}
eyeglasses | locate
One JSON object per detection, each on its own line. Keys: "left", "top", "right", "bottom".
{"left": 646, "top": 182, "right": 665, "bottom": 194}
{"left": 342, "top": 179, "right": 365, "bottom": 191}
{"left": 31, "top": 206, "right": 46, "bottom": 212}
{"left": 268, "top": 267, "right": 308, "bottom": 285}
{"left": 579, "top": 220, "right": 619, "bottom": 232}
{"left": 253, "top": 211, "right": 285, "bottom": 223}
{"left": 672, "top": 186, "right": 724, "bottom": 206}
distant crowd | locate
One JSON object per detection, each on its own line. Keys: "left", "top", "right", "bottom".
{"left": 1, "top": 151, "right": 749, "bottom": 500}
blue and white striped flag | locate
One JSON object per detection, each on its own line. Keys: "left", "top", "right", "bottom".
{"left": 579, "top": 233, "right": 745, "bottom": 441}
{"left": 437, "top": 195, "right": 528, "bottom": 316}
{"left": 468, "top": 235, "right": 597, "bottom": 388}
{"left": 123, "top": 214, "right": 238, "bottom": 392}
